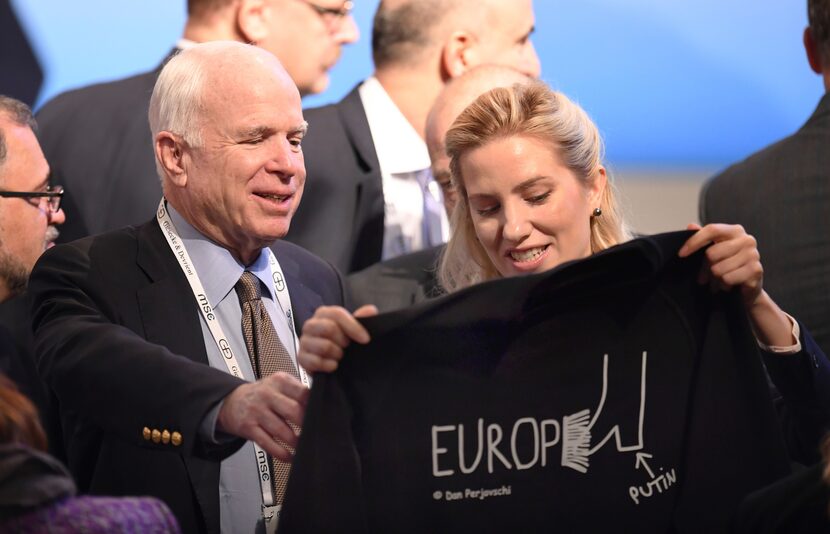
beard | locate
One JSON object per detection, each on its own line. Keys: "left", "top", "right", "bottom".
{"left": 0, "top": 247, "right": 29, "bottom": 298}
{"left": 0, "top": 225, "right": 57, "bottom": 299}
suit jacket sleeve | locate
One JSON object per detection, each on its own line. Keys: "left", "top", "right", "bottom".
{"left": 29, "top": 238, "right": 245, "bottom": 460}
{"left": 763, "top": 324, "right": 830, "bottom": 464}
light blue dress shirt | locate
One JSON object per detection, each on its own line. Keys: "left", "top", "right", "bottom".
{"left": 168, "top": 206, "right": 300, "bottom": 533}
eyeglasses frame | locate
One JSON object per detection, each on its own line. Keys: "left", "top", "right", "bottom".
{"left": 299, "top": 0, "right": 354, "bottom": 26}
{"left": 0, "top": 185, "right": 64, "bottom": 213}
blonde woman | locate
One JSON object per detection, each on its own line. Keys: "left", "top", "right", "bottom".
{"left": 300, "top": 82, "right": 811, "bottom": 373}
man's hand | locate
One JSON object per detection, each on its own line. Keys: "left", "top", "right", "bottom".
{"left": 216, "top": 372, "right": 309, "bottom": 462}
{"left": 299, "top": 304, "right": 378, "bottom": 373}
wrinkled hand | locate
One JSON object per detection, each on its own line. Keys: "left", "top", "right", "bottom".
{"left": 678, "top": 223, "right": 763, "bottom": 307}
{"left": 216, "top": 372, "right": 309, "bottom": 462}
{"left": 299, "top": 304, "right": 378, "bottom": 373}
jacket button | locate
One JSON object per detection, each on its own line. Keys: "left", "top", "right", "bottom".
{"left": 171, "top": 431, "right": 183, "bottom": 447}
{"left": 142, "top": 427, "right": 152, "bottom": 441}
{"left": 162, "top": 430, "right": 171, "bottom": 445}
{"left": 152, "top": 429, "right": 161, "bottom": 443}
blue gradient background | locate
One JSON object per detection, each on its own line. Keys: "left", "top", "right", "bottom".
{"left": 11, "top": 0, "right": 823, "bottom": 169}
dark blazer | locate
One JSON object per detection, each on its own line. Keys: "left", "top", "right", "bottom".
{"left": 346, "top": 245, "right": 444, "bottom": 312}
{"left": 285, "top": 85, "right": 385, "bottom": 274}
{"left": 699, "top": 92, "right": 830, "bottom": 354}
{"left": 35, "top": 55, "right": 173, "bottom": 243}
{"left": 28, "top": 220, "right": 345, "bottom": 534}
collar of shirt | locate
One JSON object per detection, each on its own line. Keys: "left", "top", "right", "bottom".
{"left": 358, "top": 76, "right": 431, "bottom": 175}
{"left": 167, "top": 205, "right": 276, "bottom": 307}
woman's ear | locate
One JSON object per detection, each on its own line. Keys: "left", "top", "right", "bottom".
{"left": 588, "top": 166, "right": 608, "bottom": 211}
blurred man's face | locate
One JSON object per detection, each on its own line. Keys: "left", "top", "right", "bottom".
{"left": 0, "top": 118, "right": 64, "bottom": 299}
{"left": 426, "top": 134, "right": 456, "bottom": 217}
{"left": 259, "top": 0, "right": 360, "bottom": 95}
{"left": 475, "top": 0, "right": 540, "bottom": 77}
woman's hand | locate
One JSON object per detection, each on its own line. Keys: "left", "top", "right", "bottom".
{"left": 678, "top": 223, "right": 763, "bottom": 307}
{"left": 298, "top": 304, "right": 378, "bottom": 373}
{"left": 679, "top": 223, "right": 795, "bottom": 348}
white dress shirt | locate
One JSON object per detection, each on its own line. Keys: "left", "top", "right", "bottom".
{"left": 358, "top": 76, "right": 449, "bottom": 260}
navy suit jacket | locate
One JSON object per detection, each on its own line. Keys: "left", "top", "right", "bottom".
{"left": 36, "top": 55, "right": 173, "bottom": 243}
{"left": 346, "top": 245, "right": 444, "bottom": 312}
{"left": 28, "top": 219, "right": 345, "bottom": 534}
{"left": 286, "top": 85, "right": 385, "bottom": 274}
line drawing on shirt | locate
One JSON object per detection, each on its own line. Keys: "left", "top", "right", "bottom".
{"left": 561, "top": 351, "right": 648, "bottom": 473}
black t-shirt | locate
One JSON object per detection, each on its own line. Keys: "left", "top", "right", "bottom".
{"left": 281, "top": 232, "right": 791, "bottom": 533}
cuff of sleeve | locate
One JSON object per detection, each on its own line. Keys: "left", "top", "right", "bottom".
{"left": 756, "top": 312, "right": 802, "bottom": 354}
{"left": 198, "top": 399, "right": 238, "bottom": 445}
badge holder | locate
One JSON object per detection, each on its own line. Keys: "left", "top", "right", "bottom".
{"left": 263, "top": 504, "right": 281, "bottom": 534}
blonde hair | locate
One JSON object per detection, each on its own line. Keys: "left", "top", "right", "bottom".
{"left": 438, "top": 81, "right": 630, "bottom": 292}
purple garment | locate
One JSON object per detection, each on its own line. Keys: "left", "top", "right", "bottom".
{"left": 0, "top": 444, "right": 179, "bottom": 533}
{"left": 1, "top": 496, "right": 181, "bottom": 534}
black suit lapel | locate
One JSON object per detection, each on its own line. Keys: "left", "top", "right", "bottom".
{"left": 337, "top": 85, "right": 380, "bottom": 173}
{"left": 337, "top": 85, "right": 386, "bottom": 271}
{"left": 134, "top": 219, "right": 220, "bottom": 534}
{"left": 135, "top": 220, "right": 209, "bottom": 365}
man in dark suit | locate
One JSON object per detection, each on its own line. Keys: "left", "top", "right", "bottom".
{"left": 29, "top": 42, "right": 345, "bottom": 533}
{"left": 0, "top": 96, "right": 64, "bottom": 447}
{"left": 36, "top": 0, "right": 358, "bottom": 243}
{"left": 699, "top": 0, "right": 830, "bottom": 353}
{"left": 288, "top": 0, "right": 541, "bottom": 274}
{"left": 347, "top": 65, "right": 531, "bottom": 311}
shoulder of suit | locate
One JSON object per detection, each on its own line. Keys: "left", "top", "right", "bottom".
{"left": 302, "top": 84, "right": 365, "bottom": 133}
{"left": 708, "top": 127, "right": 810, "bottom": 188}
{"left": 348, "top": 246, "right": 442, "bottom": 284}
{"left": 37, "top": 69, "right": 158, "bottom": 123}
{"left": 55, "top": 224, "right": 143, "bottom": 255}
{"left": 33, "top": 225, "right": 144, "bottom": 281}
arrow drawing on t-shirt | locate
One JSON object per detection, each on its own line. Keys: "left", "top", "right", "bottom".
{"left": 634, "top": 451, "right": 655, "bottom": 479}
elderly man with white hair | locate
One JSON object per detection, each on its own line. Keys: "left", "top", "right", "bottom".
{"left": 29, "top": 41, "right": 345, "bottom": 534}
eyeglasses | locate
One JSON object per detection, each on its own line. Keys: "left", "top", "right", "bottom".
{"left": 0, "top": 185, "right": 64, "bottom": 213}
{"left": 296, "top": 0, "right": 353, "bottom": 28}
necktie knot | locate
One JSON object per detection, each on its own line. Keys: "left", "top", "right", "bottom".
{"left": 235, "top": 271, "right": 261, "bottom": 303}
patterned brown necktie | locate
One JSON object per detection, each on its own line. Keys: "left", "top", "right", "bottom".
{"left": 236, "top": 271, "right": 299, "bottom": 505}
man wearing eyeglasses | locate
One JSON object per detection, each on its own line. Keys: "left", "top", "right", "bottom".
{"left": 0, "top": 97, "right": 64, "bottom": 300}
{"left": 0, "top": 95, "right": 65, "bottom": 443}
{"left": 36, "top": 0, "right": 358, "bottom": 244}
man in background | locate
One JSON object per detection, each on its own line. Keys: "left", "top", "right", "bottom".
{"left": 287, "top": 0, "right": 540, "bottom": 274}
{"left": 699, "top": 0, "right": 830, "bottom": 353}
{"left": 36, "top": 0, "right": 358, "bottom": 243}
{"left": 0, "top": 95, "right": 64, "bottom": 443}
{"left": 346, "top": 65, "right": 531, "bottom": 311}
